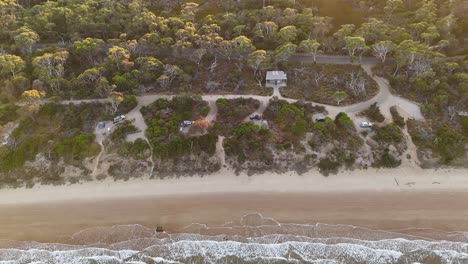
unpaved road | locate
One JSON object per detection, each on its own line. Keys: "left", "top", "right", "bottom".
{"left": 60, "top": 64, "right": 424, "bottom": 144}
{"left": 46, "top": 61, "right": 425, "bottom": 172}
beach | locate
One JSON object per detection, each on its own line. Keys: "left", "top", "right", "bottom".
{"left": 1, "top": 166, "right": 468, "bottom": 244}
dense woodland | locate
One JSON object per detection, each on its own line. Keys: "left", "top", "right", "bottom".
{"left": 0, "top": 0, "right": 467, "bottom": 186}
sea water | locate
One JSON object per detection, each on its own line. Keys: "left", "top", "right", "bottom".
{"left": 0, "top": 213, "right": 467, "bottom": 263}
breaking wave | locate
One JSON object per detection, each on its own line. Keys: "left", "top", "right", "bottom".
{"left": 1, "top": 213, "right": 467, "bottom": 263}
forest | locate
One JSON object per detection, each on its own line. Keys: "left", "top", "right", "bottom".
{"left": 0, "top": 0, "right": 466, "bottom": 186}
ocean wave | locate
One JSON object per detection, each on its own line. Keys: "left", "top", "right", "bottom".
{"left": 1, "top": 213, "right": 468, "bottom": 263}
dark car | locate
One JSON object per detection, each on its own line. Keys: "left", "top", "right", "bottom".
{"left": 249, "top": 114, "right": 261, "bottom": 120}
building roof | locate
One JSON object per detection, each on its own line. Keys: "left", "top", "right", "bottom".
{"left": 266, "top": 71, "right": 287, "bottom": 81}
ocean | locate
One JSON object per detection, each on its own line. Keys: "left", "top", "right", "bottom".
{"left": 0, "top": 213, "right": 467, "bottom": 263}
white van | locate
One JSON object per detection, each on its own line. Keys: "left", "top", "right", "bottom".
{"left": 113, "top": 115, "right": 126, "bottom": 123}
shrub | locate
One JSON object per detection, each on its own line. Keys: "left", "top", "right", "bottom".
{"left": 53, "top": 133, "right": 100, "bottom": 161}
{"left": 224, "top": 122, "right": 273, "bottom": 169}
{"left": 373, "top": 124, "right": 403, "bottom": 143}
{"left": 234, "top": 122, "right": 263, "bottom": 139}
{"left": 461, "top": 116, "right": 468, "bottom": 137}
{"left": 390, "top": 106, "right": 405, "bottom": 127}
{"left": 360, "top": 103, "right": 385, "bottom": 122}
{"left": 335, "top": 112, "right": 354, "bottom": 128}
{"left": 200, "top": 105, "right": 210, "bottom": 116}
{"left": 110, "top": 120, "right": 139, "bottom": 142}
{"left": 264, "top": 100, "right": 317, "bottom": 142}
{"left": 373, "top": 149, "right": 401, "bottom": 168}
{"left": 433, "top": 127, "right": 466, "bottom": 163}
{"left": 117, "top": 138, "right": 150, "bottom": 159}
{"left": 0, "top": 104, "right": 19, "bottom": 125}
{"left": 318, "top": 158, "right": 340, "bottom": 176}
{"left": 214, "top": 98, "right": 260, "bottom": 135}
{"left": 117, "top": 95, "right": 138, "bottom": 114}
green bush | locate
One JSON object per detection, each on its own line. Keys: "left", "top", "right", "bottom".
{"left": 0, "top": 104, "right": 19, "bottom": 125}
{"left": 263, "top": 100, "right": 318, "bottom": 142}
{"left": 360, "top": 103, "right": 385, "bottom": 123}
{"left": 461, "top": 116, "right": 468, "bottom": 137}
{"left": 318, "top": 158, "right": 340, "bottom": 176}
{"left": 224, "top": 122, "right": 272, "bottom": 168}
{"left": 110, "top": 120, "right": 138, "bottom": 142}
{"left": 200, "top": 105, "right": 210, "bottom": 116}
{"left": 53, "top": 133, "right": 100, "bottom": 161}
{"left": 214, "top": 98, "right": 260, "bottom": 135}
{"left": 141, "top": 96, "right": 214, "bottom": 160}
{"left": 117, "top": 138, "right": 150, "bottom": 159}
{"left": 373, "top": 124, "right": 403, "bottom": 143}
{"left": 390, "top": 106, "right": 405, "bottom": 127}
{"left": 117, "top": 95, "right": 138, "bottom": 114}
{"left": 234, "top": 122, "right": 264, "bottom": 139}
{"left": 373, "top": 149, "right": 401, "bottom": 168}
{"left": 335, "top": 112, "right": 354, "bottom": 128}
{"left": 433, "top": 127, "right": 466, "bottom": 163}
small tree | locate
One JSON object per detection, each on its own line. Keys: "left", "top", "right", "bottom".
{"left": 334, "top": 91, "right": 348, "bottom": 105}
{"left": 298, "top": 39, "right": 321, "bottom": 63}
{"left": 0, "top": 54, "right": 25, "bottom": 78}
{"left": 272, "top": 42, "right": 297, "bottom": 65}
{"left": 17, "top": 89, "right": 46, "bottom": 120}
{"left": 110, "top": 91, "right": 124, "bottom": 114}
{"left": 344, "top": 36, "right": 368, "bottom": 60}
{"left": 371, "top": 41, "right": 394, "bottom": 63}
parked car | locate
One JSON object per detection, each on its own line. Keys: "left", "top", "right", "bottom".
{"left": 113, "top": 115, "right": 126, "bottom": 124}
{"left": 314, "top": 114, "right": 326, "bottom": 122}
{"left": 360, "top": 121, "right": 373, "bottom": 128}
{"left": 2, "top": 135, "right": 9, "bottom": 145}
{"left": 249, "top": 114, "right": 261, "bottom": 121}
{"left": 181, "top": 120, "right": 193, "bottom": 127}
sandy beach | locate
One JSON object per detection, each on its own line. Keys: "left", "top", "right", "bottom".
{"left": 1, "top": 166, "right": 468, "bottom": 243}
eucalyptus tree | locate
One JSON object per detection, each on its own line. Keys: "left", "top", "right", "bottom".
{"left": 13, "top": 26, "right": 39, "bottom": 55}
{"left": 298, "top": 39, "right": 320, "bottom": 63}
{"left": 371, "top": 41, "right": 394, "bottom": 63}
{"left": 32, "top": 51, "right": 68, "bottom": 92}
{"left": 0, "top": 54, "right": 25, "bottom": 78}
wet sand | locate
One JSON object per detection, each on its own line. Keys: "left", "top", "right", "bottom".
{"left": 1, "top": 191, "right": 468, "bottom": 243}
{"left": 1, "top": 167, "right": 467, "bottom": 244}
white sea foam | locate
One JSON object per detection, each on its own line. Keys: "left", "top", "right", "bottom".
{"left": 1, "top": 214, "right": 468, "bottom": 263}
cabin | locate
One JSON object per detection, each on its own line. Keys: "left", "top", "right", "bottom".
{"left": 266, "top": 71, "right": 287, "bottom": 85}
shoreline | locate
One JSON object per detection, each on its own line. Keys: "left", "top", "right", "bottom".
{"left": 2, "top": 191, "right": 468, "bottom": 244}
{"left": 0, "top": 166, "right": 467, "bottom": 243}
{"left": 0, "top": 166, "right": 467, "bottom": 205}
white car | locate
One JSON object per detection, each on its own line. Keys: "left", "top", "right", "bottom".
{"left": 113, "top": 115, "right": 126, "bottom": 123}
{"left": 2, "top": 135, "right": 9, "bottom": 145}
{"left": 182, "top": 121, "right": 193, "bottom": 127}
{"left": 360, "top": 121, "right": 373, "bottom": 128}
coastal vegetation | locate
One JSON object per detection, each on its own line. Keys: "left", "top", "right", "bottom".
{"left": 141, "top": 96, "right": 219, "bottom": 175}
{"left": 0, "top": 0, "right": 466, "bottom": 185}
{"left": 281, "top": 63, "right": 379, "bottom": 105}
{"left": 212, "top": 98, "right": 260, "bottom": 135}
{"left": 0, "top": 102, "right": 108, "bottom": 187}
{"left": 360, "top": 102, "right": 385, "bottom": 123}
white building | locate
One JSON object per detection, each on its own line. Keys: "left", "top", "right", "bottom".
{"left": 266, "top": 71, "right": 287, "bottom": 85}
